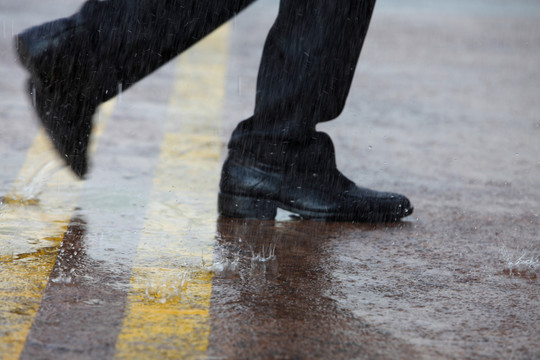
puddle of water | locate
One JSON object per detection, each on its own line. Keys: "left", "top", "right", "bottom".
{"left": 214, "top": 218, "right": 282, "bottom": 277}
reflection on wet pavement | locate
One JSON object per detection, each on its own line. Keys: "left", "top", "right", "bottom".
{"left": 210, "top": 217, "right": 419, "bottom": 359}
{"left": 1, "top": 0, "right": 539, "bottom": 358}
{"left": 18, "top": 216, "right": 135, "bottom": 359}
{"left": 0, "top": 100, "right": 114, "bottom": 358}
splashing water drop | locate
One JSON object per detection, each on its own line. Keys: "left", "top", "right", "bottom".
{"left": 3, "top": 160, "right": 64, "bottom": 205}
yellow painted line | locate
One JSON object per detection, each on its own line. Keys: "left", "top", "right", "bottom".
{"left": 114, "top": 24, "right": 230, "bottom": 359}
{"left": 0, "top": 99, "right": 115, "bottom": 360}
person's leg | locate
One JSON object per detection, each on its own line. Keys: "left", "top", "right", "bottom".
{"left": 231, "top": 0, "right": 376, "bottom": 146}
{"left": 16, "top": 0, "right": 255, "bottom": 177}
{"left": 219, "top": 0, "right": 413, "bottom": 222}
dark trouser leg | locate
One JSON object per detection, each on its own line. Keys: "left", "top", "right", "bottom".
{"left": 76, "top": 0, "right": 257, "bottom": 100}
{"left": 228, "top": 0, "right": 377, "bottom": 159}
{"left": 220, "top": 0, "right": 413, "bottom": 221}
{"left": 16, "top": 0, "right": 255, "bottom": 176}
{"left": 19, "top": 0, "right": 256, "bottom": 102}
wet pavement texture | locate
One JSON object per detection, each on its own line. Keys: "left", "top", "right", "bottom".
{"left": 1, "top": 0, "right": 540, "bottom": 359}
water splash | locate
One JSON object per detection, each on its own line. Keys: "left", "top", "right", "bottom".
{"left": 50, "top": 272, "right": 73, "bottom": 284}
{"left": 50, "top": 266, "right": 76, "bottom": 284}
{"left": 248, "top": 238, "right": 277, "bottom": 263}
{"left": 3, "top": 160, "right": 64, "bottom": 205}
{"left": 500, "top": 246, "right": 539, "bottom": 279}
{"left": 142, "top": 270, "right": 188, "bottom": 304}
{"left": 211, "top": 252, "right": 239, "bottom": 275}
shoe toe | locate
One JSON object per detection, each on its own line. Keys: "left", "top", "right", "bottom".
{"left": 387, "top": 192, "right": 413, "bottom": 220}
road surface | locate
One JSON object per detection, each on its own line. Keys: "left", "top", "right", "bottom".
{"left": 1, "top": 0, "right": 539, "bottom": 359}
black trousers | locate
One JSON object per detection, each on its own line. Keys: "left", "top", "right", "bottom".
{"left": 80, "top": 0, "right": 376, "bottom": 151}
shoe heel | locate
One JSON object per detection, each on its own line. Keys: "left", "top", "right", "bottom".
{"left": 218, "top": 193, "right": 277, "bottom": 220}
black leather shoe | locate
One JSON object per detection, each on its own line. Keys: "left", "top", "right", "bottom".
{"left": 14, "top": 1, "right": 175, "bottom": 178}
{"left": 15, "top": 14, "right": 100, "bottom": 178}
{"left": 218, "top": 132, "right": 413, "bottom": 222}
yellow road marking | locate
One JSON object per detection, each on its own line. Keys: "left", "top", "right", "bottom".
{"left": 0, "top": 99, "right": 115, "bottom": 360}
{"left": 114, "top": 24, "right": 230, "bottom": 359}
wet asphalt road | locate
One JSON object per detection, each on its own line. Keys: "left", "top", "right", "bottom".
{"left": 1, "top": 0, "right": 540, "bottom": 359}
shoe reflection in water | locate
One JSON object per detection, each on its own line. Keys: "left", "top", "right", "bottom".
{"left": 209, "top": 216, "right": 398, "bottom": 358}
{"left": 18, "top": 216, "right": 135, "bottom": 359}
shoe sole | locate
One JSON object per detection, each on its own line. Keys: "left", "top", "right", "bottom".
{"left": 218, "top": 192, "right": 413, "bottom": 222}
